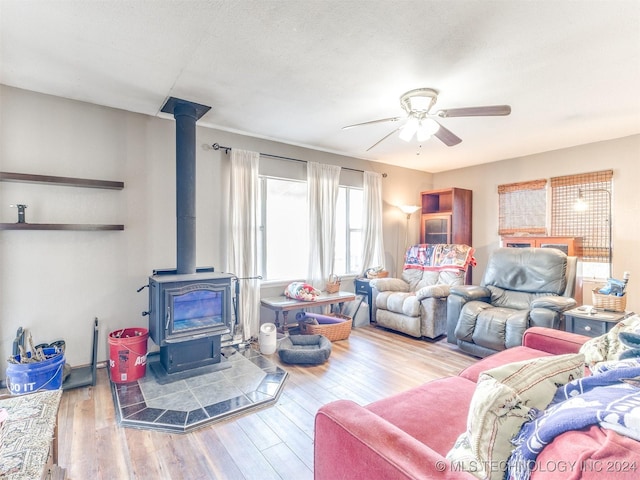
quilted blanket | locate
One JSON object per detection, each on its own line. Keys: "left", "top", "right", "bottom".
{"left": 507, "top": 359, "right": 640, "bottom": 480}
{"left": 403, "top": 243, "right": 476, "bottom": 272}
{"left": 0, "top": 390, "right": 62, "bottom": 479}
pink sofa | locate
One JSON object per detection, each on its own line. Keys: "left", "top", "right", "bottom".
{"left": 314, "top": 327, "right": 640, "bottom": 479}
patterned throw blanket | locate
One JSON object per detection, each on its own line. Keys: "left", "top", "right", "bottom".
{"left": 508, "top": 359, "right": 640, "bottom": 480}
{"left": 403, "top": 244, "right": 476, "bottom": 272}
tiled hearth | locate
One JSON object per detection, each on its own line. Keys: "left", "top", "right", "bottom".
{"left": 111, "top": 346, "right": 288, "bottom": 433}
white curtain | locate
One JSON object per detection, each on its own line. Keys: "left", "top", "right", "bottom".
{"left": 227, "top": 149, "right": 261, "bottom": 341}
{"left": 307, "top": 162, "right": 341, "bottom": 290}
{"left": 360, "top": 171, "right": 386, "bottom": 276}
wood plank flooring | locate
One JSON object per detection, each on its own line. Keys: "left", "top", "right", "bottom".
{"left": 57, "top": 325, "right": 477, "bottom": 479}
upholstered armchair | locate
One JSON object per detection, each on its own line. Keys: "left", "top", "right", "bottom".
{"left": 370, "top": 244, "right": 475, "bottom": 339}
{"left": 447, "top": 247, "right": 577, "bottom": 357}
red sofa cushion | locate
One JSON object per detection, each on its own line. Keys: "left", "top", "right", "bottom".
{"left": 523, "top": 326, "right": 588, "bottom": 354}
{"left": 366, "top": 376, "right": 477, "bottom": 456}
{"left": 459, "top": 345, "right": 551, "bottom": 382}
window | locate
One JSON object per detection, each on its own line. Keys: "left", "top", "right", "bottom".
{"left": 259, "top": 177, "right": 308, "bottom": 281}
{"left": 335, "top": 186, "right": 363, "bottom": 276}
{"left": 258, "top": 177, "right": 363, "bottom": 281}
{"left": 498, "top": 179, "right": 547, "bottom": 235}
{"left": 550, "top": 169, "right": 613, "bottom": 277}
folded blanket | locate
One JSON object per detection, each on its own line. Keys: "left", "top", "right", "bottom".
{"left": 284, "top": 282, "right": 321, "bottom": 301}
{"left": 403, "top": 244, "right": 476, "bottom": 272}
{"left": 295, "top": 312, "right": 346, "bottom": 324}
{"left": 508, "top": 359, "right": 640, "bottom": 480}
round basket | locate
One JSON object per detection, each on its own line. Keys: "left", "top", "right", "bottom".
{"left": 301, "top": 314, "right": 352, "bottom": 341}
{"left": 325, "top": 282, "right": 340, "bottom": 293}
{"left": 592, "top": 289, "right": 627, "bottom": 312}
{"left": 325, "top": 274, "right": 341, "bottom": 293}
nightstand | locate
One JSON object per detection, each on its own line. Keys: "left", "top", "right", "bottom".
{"left": 354, "top": 278, "right": 373, "bottom": 324}
{"left": 564, "top": 307, "right": 632, "bottom": 337}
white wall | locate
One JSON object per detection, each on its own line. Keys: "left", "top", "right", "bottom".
{"left": 0, "top": 85, "right": 433, "bottom": 372}
{"left": 433, "top": 134, "right": 640, "bottom": 312}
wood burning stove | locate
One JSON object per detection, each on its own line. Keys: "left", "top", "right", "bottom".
{"left": 147, "top": 270, "right": 234, "bottom": 374}
{"left": 143, "top": 97, "right": 238, "bottom": 376}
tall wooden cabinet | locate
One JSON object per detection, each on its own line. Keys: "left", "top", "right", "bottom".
{"left": 419, "top": 187, "right": 473, "bottom": 283}
{"left": 419, "top": 187, "right": 472, "bottom": 246}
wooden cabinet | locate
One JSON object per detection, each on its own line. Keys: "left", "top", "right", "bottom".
{"left": 501, "top": 236, "right": 582, "bottom": 257}
{"left": 419, "top": 187, "right": 472, "bottom": 246}
{"left": 419, "top": 187, "right": 472, "bottom": 283}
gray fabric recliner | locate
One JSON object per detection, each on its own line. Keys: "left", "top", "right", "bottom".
{"left": 446, "top": 247, "right": 577, "bottom": 357}
{"left": 371, "top": 269, "right": 466, "bottom": 339}
{"left": 370, "top": 243, "right": 476, "bottom": 339}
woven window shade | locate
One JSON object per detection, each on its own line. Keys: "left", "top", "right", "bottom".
{"left": 550, "top": 170, "right": 613, "bottom": 263}
{"left": 498, "top": 179, "right": 547, "bottom": 235}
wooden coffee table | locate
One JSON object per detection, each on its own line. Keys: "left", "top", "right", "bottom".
{"left": 261, "top": 291, "right": 356, "bottom": 332}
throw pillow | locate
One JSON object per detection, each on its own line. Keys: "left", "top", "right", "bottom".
{"left": 284, "top": 282, "right": 320, "bottom": 301}
{"left": 446, "top": 353, "right": 584, "bottom": 480}
{"left": 579, "top": 314, "right": 640, "bottom": 368}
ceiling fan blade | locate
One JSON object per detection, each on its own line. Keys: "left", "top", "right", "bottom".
{"left": 437, "top": 105, "right": 511, "bottom": 118}
{"left": 342, "top": 116, "right": 403, "bottom": 130}
{"left": 366, "top": 127, "right": 402, "bottom": 151}
{"left": 433, "top": 121, "right": 462, "bottom": 147}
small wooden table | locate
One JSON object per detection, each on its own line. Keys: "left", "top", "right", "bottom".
{"left": 261, "top": 291, "right": 356, "bottom": 331}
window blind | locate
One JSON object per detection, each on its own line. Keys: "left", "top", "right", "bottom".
{"left": 498, "top": 179, "right": 547, "bottom": 235}
{"left": 550, "top": 170, "right": 613, "bottom": 263}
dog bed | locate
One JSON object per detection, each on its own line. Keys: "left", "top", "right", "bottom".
{"left": 277, "top": 334, "right": 332, "bottom": 365}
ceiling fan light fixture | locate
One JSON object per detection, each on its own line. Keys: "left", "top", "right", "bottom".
{"left": 415, "top": 118, "right": 440, "bottom": 142}
{"left": 423, "top": 118, "right": 440, "bottom": 134}
{"left": 345, "top": 87, "right": 509, "bottom": 150}
{"left": 400, "top": 88, "right": 438, "bottom": 114}
{"left": 399, "top": 116, "right": 419, "bottom": 142}
{"left": 416, "top": 123, "right": 431, "bottom": 142}
{"left": 407, "top": 96, "right": 431, "bottom": 112}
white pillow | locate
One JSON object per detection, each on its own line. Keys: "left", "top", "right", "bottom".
{"left": 446, "top": 353, "right": 585, "bottom": 479}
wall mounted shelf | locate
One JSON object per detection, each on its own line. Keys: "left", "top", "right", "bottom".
{"left": 1, "top": 171, "right": 125, "bottom": 230}
{"left": 0, "top": 171, "right": 124, "bottom": 190}
{"left": 0, "top": 223, "right": 124, "bottom": 231}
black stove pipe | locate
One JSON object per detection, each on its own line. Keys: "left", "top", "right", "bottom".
{"left": 174, "top": 102, "right": 197, "bottom": 275}
{"left": 161, "top": 97, "right": 211, "bottom": 275}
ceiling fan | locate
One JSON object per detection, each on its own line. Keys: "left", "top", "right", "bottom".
{"left": 342, "top": 88, "right": 511, "bottom": 151}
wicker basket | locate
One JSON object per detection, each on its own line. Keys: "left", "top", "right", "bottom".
{"left": 301, "top": 314, "right": 352, "bottom": 341}
{"left": 592, "top": 289, "right": 627, "bottom": 312}
{"left": 325, "top": 274, "right": 341, "bottom": 293}
{"left": 366, "top": 270, "right": 389, "bottom": 279}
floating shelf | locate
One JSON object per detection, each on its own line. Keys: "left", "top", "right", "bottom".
{"left": 1, "top": 223, "right": 124, "bottom": 231}
{"left": 0, "top": 171, "right": 124, "bottom": 190}
{"left": 1, "top": 171, "right": 125, "bottom": 230}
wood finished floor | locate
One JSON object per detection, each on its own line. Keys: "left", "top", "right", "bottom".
{"left": 57, "top": 325, "right": 477, "bottom": 480}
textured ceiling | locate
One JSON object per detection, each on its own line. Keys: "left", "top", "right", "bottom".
{"left": 1, "top": 0, "right": 639, "bottom": 173}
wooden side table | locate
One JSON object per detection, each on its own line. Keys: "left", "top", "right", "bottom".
{"left": 261, "top": 291, "right": 356, "bottom": 332}
{"left": 564, "top": 307, "right": 633, "bottom": 337}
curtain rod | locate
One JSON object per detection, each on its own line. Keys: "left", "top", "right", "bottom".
{"left": 208, "top": 143, "right": 386, "bottom": 177}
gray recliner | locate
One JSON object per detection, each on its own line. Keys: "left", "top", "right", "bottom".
{"left": 370, "top": 244, "right": 475, "bottom": 339}
{"left": 446, "top": 247, "right": 577, "bottom": 357}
